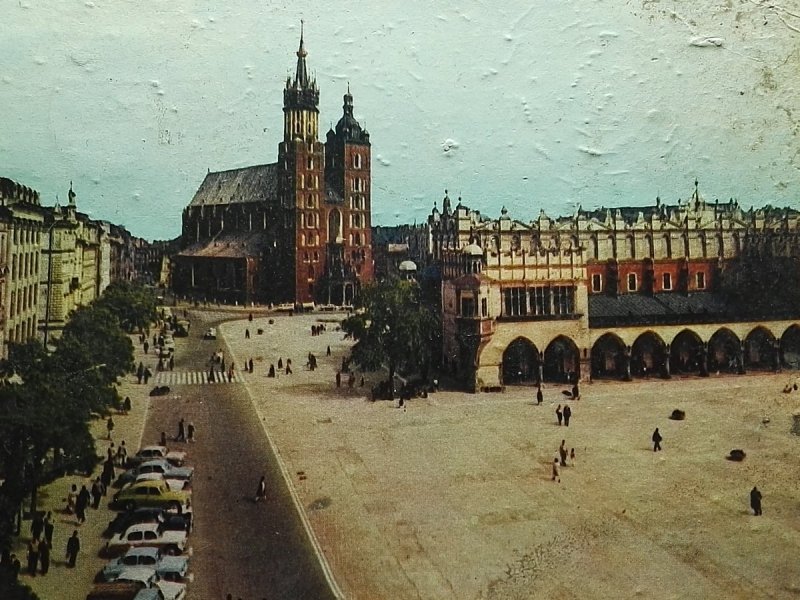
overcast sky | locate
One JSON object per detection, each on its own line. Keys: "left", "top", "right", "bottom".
{"left": 2, "top": 1, "right": 799, "bottom": 240}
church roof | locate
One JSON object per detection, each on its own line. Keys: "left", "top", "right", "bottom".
{"left": 176, "top": 231, "right": 270, "bottom": 259}
{"left": 189, "top": 164, "right": 277, "bottom": 207}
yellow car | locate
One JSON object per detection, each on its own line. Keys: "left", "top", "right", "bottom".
{"left": 112, "top": 480, "right": 191, "bottom": 513}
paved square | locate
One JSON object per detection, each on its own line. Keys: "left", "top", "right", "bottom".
{"left": 223, "top": 314, "right": 800, "bottom": 600}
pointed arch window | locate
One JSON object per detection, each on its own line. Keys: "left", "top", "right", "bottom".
{"left": 353, "top": 153, "right": 361, "bottom": 169}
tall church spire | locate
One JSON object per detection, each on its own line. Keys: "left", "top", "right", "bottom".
{"left": 294, "top": 20, "right": 310, "bottom": 89}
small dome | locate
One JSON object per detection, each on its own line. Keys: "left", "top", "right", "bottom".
{"left": 462, "top": 243, "right": 483, "bottom": 256}
{"left": 398, "top": 260, "right": 417, "bottom": 272}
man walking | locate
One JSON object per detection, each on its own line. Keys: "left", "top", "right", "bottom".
{"left": 187, "top": 422, "right": 196, "bottom": 443}
{"left": 559, "top": 440, "right": 568, "bottom": 467}
{"left": 652, "top": 427, "right": 663, "bottom": 452}
{"left": 75, "top": 485, "right": 90, "bottom": 524}
{"left": 31, "top": 512, "right": 44, "bottom": 541}
{"left": 38, "top": 538, "right": 50, "bottom": 575}
{"left": 137, "top": 362, "right": 144, "bottom": 384}
{"left": 177, "top": 418, "right": 186, "bottom": 442}
{"left": 750, "top": 486, "right": 763, "bottom": 515}
{"left": 43, "top": 512, "right": 54, "bottom": 547}
{"left": 255, "top": 476, "right": 267, "bottom": 502}
{"left": 106, "top": 416, "right": 115, "bottom": 440}
{"left": 65, "top": 531, "right": 80, "bottom": 568}
{"left": 536, "top": 385, "right": 543, "bottom": 405}
{"left": 91, "top": 478, "right": 103, "bottom": 510}
{"left": 143, "top": 367, "right": 153, "bottom": 384}
{"left": 563, "top": 404, "right": 572, "bottom": 427}
{"left": 555, "top": 404, "right": 563, "bottom": 426}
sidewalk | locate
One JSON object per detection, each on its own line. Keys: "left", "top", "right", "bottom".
{"left": 14, "top": 335, "right": 156, "bottom": 600}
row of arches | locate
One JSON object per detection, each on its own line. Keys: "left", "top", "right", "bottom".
{"left": 500, "top": 325, "right": 800, "bottom": 384}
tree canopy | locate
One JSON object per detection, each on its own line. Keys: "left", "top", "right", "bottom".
{"left": 93, "top": 281, "right": 158, "bottom": 333}
{"left": 342, "top": 279, "right": 440, "bottom": 396}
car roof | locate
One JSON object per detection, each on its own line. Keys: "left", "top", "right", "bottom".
{"left": 124, "top": 547, "right": 161, "bottom": 559}
{"left": 124, "top": 522, "right": 161, "bottom": 534}
{"left": 138, "top": 446, "right": 167, "bottom": 453}
{"left": 139, "top": 459, "right": 171, "bottom": 468}
{"left": 126, "top": 480, "right": 167, "bottom": 491}
{"left": 116, "top": 566, "right": 156, "bottom": 583}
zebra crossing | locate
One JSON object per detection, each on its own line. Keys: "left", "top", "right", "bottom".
{"left": 154, "top": 370, "right": 247, "bottom": 385}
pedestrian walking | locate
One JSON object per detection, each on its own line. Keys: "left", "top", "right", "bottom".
{"left": 551, "top": 458, "right": 560, "bottom": 482}
{"left": 559, "top": 440, "right": 568, "bottom": 466}
{"left": 570, "top": 448, "right": 576, "bottom": 464}
{"left": 277, "top": 358, "right": 283, "bottom": 370}
{"left": 285, "top": 363, "right": 292, "bottom": 375}
{"left": 26, "top": 538, "right": 39, "bottom": 577}
{"left": 177, "top": 418, "right": 186, "bottom": 442}
{"left": 122, "top": 396, "right": 132, "bottom": 414}
{"left": 75, "top": 485, "right": 90, "bottom": 524}
{"left": 116, "top": 441, "right": 127, "bottom": 467}
{"left": 106, "top": 416, "right": 115, "bottom": 440}
{"left": 66, "top": 484, "right": 78, "bottom": 514}
{"left": 652, "top": 427, "right": 662, "bottom": 452}
{"left": 268, "top": 364, "right": 275, "bottom": 378}
{"left": 572, "top": 382, "right": 580, "bottom": 400}
{"left": 91, "top": 478, "right": 103, "bottom": 509}
{"left": 187, "top": 422, "right": 195, "bottom": 443}
{"left": 169, "top": 355, "right": 174, "bottom": 371}
{"left": 31, "top": 512, "right": 44, "bottom": 541}
{"left": 65, "top": 531, "right": 80, "bottom": 568}
{"left": 750, "top": 486, "right": 763, "bottom": 515}
{"left": 248, "top": 358, "right": 254, "bottom": 373}
{"left": 38, "top": 539, "right": 50, "bottom": 575}
{"left": 43, "top": 512, "right": 54, "bottom": 547}
{"left": 335, "top": 371, "right": 341, "bottom": 388}
{"left": 160, "top": 431, "right": 167, "bottom": 446}
{"left": 556, "top": 404, "right": 563, "bottom": 426}
{"left": 245, "top": 328, "right": 250, "bottom": 339}
{"left": 143, "top": 340, "right": 149, "bottom": 354}
{"left": 563, "top": 404, "right": 572, "bottom": 427}
{"left": 536, "top": 385, "right": 543, "bottom": 405}
{"left": 327, "top": 345, "right": 331, "bottom": 356}
{"left": 136, "top": 362, "right": 144, "bottom": 384}
{"left": 255, "top": 476, "right": 267, "bottom": 502}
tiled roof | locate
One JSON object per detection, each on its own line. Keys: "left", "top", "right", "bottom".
{"left": 188, "top": 164, "right": 277, "bottom": 207}
{"left": 588, "top": 292, "right": 734, "bottom": 326}
{"left": 176, "top": 231, "right": 269, "bottom": 258}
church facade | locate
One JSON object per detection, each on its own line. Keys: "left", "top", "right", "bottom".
{"left": 173, "top": 31, "right": 373, "bottom": 306}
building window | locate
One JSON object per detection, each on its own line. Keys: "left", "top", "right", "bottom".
{"left": 481, "top": 298, "right": 488, "bottom": 317}
{"left": 662, "top": 273, "right": 672, "bottom": 291}
{"left": 353, "top": 153, "right": 361, "bottom": 169}
{"left": 313, "top": 251, "right": 319, "bottom": 262}
{"left": 503, "top": 287, "right": 528, "bottom": 316}
{"left": 591, "top": 274, "right": 602, "bottom": 293}
{"left": 696, "top": 272, "right": 706, "bottom": 289}
{"left": 552, "top": 286, "right": 575, "bottom": 315}
{"left": 460, "top": 296, "right": 476, "bottom": 318}
{"left": 307, "top": 157, "right": 313, "bottom": 170}
{"left": 627, "top": 273, "right": 637, "bottom": 292}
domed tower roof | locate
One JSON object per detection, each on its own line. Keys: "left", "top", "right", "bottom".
{"left": 334, "top": 83, "right": 369, "bottom": 143}
{"left": 462, "top": 243, "right": 483, "bottom": 256}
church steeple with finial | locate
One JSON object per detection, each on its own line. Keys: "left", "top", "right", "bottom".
{"left": 283, "top": 20, "right": 319, "bottom": 143}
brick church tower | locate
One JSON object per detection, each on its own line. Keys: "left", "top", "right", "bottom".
{"left": 275, "top": 26, "right": 373, "bottom": 305}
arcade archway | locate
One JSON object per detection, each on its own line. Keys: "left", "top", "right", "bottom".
{"left": 502, "top": 338, "right": 540, "bottom": 385}
{"left": 669, "top": 329, "right": 704, "bottom": 375}
{"left": 708, "top": 328, "right": 741, "bottom": 374}
{"left": 543, "top": 336, "right": 580, "bottom": 383}
{"left": 631, "top": 331, "right": 666, "bottom": 378}
{"left": 745, "top": 327, "right": 777, "bottom": 371}
{"left": 781, "top": 325, "right": 800, "bottom": 370}
{"left": 591, "top": 333, "right": 627, "bottom": 380}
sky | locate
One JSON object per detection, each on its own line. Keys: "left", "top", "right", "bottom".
{"left": 2, "top": 0, "right": 799, "bottom": 240}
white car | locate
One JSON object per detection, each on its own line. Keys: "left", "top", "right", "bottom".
{"left": 91, "top": 566, "right": 186, "bottom": 600}
{"left": 203, "top": 328, "right": 217, "bottom": 340}
{"left": 106, "top": 523, "right": 189, "bottom": 558}
{"left": 130, "top": 472, "right": 190, "bottom": 493}
{"left": 128, "top": 446, "right": 187, "bottom": 468}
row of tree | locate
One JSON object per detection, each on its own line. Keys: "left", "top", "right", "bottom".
{"left": 0, "top": 282, "right": 156, "bottom": 599}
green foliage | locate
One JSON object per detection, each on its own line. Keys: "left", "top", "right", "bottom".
{"left": 94, "top": 281, "right": 157, "bottom": 333}
{"left": 719, "top": 256, "right": 800, "bottom": 317}
{"left": 342, "top": 280, "right": 440, "bottom": 389}
{"left": 0, "top": 575, "right": 40, "bottom": 600}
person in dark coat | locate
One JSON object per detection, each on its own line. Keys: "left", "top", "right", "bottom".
{"left": 248, "top": 358, "right": 254, "bottom": 373}
{"left": 43, "top": 512, "right": 54, "bottom": 547}
{"left": 555, "top": 404, "right": 563, "bottom": 425}
{"left": 750, "top": 486, "right": 762, "bottom": 515}
{"left": 65, "top": 531, "right": 80, "bottom": 568}
{"left": 559, "top": 440, "right": 568, "bottom": 467}
{"left": 267, "top": 364, "right": 275, "bottom": 378}
{"left": 536, "top": 385, "right": 543, "bottom": 405}
{"left": 143, "top": 367, "right": 152, "bottom": 384}
{"left": 571, "top": 382, "right": 580, "bottom": 400}
{"left": 563, "top": 404, "right": 572, "bottom": 427}
{"left": 31, "top": 512, "right": 44, "bottom": 541}
{"left": 336, "top": 371, "right": 341, "bottom": 388}
{"left": 91, "top": 478, "right": 103, "bottom": 509}
{"left": 106, "top": 416, "right": 114, "bottom": 440}
{"left": 327, "top": 345, "right": 331, "bottom": 356}
{"left": 75, "top": 485, "right": 90, "bottom": 524}
{"left": 101, "top": 459, "right": 115, "bottom": 491}
{"left": 254, "top": 476, "right": 267, "bottom": 502}
{"left": 26, "top": 538, "right": 39, "bottom": 577}
{"left": 38, "top": 539, "right": 50, "bottom": 575}
{"left": 143, "top": 340, "right": 149, "bottom": 354}
{"left": 122, "top": 396, "right": 132, "bottom": 414}
{"left": 137, "top": 362, "right": 144, "bottom": 384}
{"left": 652, "top": 427, "right": 663, "bottom": 452}
{"left": 245, "top": 328, "right": 250, "bottom": 339}
{"left": 177, "top": 418, "right": 186, "bottom": 442}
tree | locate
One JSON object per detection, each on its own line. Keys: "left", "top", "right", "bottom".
{"left": 94, "top": 281, "right": 158, "bottom": 333}
{"left": 719, "top": 255, "right": 800, "bottom": 317}
{"left": 342, "top": 279, "right": 440, "bottom": 398}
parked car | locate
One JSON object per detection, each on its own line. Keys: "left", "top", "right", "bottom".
{"left": 275, "top": 303, "right": 294, "bottom": 312}
{"left": 129, "top": 472, "right": 189, "bottom": 492}
{"left": 105, "top": 523, "right": 189, "bottom": 558}
{"left": 111, "top": 480, "right": 190, "bottom": 513}
{"left": 106, "top": 508, "right": 193, "bottom": 538}
{"left": 127, "top": 446, "right": 186, "bottom": 468}
{"left": 87, "top": 566, "right": 186, "bottom": 600}
{"left": 99, "top": 547, "right": 190, "bottom": 584}
{"left": 203, "top": 328, "right": 216, "bottom": 340}
{"left": 116, "top": 460, "right": 194, "bottom": 488}
{"left": 149, "top": 386, "right": 171, "bottom": 397}
{"left": 174, "top": 320, "right": 190, "bottom": 337}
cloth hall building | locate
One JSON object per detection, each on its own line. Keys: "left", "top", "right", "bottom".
{"left": 429, "top": 184, "right": 800, "bottom": 392}
{"left": 173, "top": 32, "right": 373, "bottom": 306}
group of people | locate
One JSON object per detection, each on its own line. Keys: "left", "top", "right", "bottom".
{"left": 554, "top": 403, "right": 573, "bottom": 426}
{"left": 175, "top": 417, "right": 196, "bottom": 443}
{"left": 267, "top": 357, "right": 292, "bottom": 377}
{"left": 135, "top": 361, "right": 154, "bottom": 385}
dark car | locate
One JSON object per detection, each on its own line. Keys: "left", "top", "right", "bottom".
{"left": 105, "top": 507, "right": 193, "bottom": 538}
